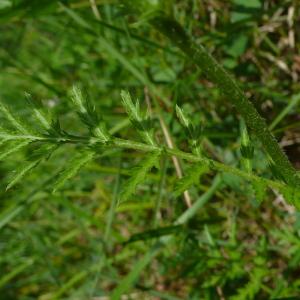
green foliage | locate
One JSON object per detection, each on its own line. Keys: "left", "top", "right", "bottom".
{"left": 176, "top": 104, "right": 202, "bottom": 156}
{"left": 0, "top": 140, "right": 30, "bottom": 161}
{"left": 0, "top": 101, "right": 29, "bottom": 134}
{"left": 150, "top": 10, "right": 300, "bottom": 188}
{"left": 1, "top": 91, "right": 289, "bottom": 204}
{"left": 282, "top": 187, "right": 300, "bottom": 209}
{"left": 174, "top": 163, "right": 208, "bottom": 197}
{"left": 175, "top": 104, "right": 190, "bottom": 129}
{"left": 1, "top": 1, "right": 300, "bottom": 299}
{"left": 124, "top": 224, "right": 182, "bottom": 244}
{"left": 121, "top": 90, "right": 155, "bottom": 145}
{"left": 6, "top": 160, "right": 40, "bottom": 191}
{"left": 252, "top": 180, "right": 267, "bottom": 205}
{"left": 230, "top": 266, "right": 267, "bottom": 300}
{"left": 52, "top": 151, "right": 95, "bottom": 193}
{"left": 25, "top": 93, "right": 51, "bottom": 130}
{"left": 121, "top": 151, "right": 160, "bottom": 202}
{"left": 0, "top": 89, "right": 102, "bottom": 192}
{"left": 71, "top": 86, "right": 110, "bottom": 142}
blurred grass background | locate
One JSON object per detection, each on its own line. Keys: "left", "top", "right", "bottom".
{"left": 1, "top": 0, "right": 300, "bottom": 299}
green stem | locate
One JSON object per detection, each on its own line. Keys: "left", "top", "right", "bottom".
{"left": 111, "top": 138, "right": 284, "bottom": 191}
{"left": 1, "top": 131, "right": 286, "bottom": 192}
{"left": 146, "top": 15, "right": 299, "bottom": 187}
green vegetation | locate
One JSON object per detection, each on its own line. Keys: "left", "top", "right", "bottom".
{"left": 1, "top": 0, "right": 300, "bottom": 299}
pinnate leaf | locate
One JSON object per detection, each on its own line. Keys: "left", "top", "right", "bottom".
{"left": 175, "top": 104, "right": 190, "bottom": 128}
{"left": 6, "top": 160, "right": 40, "bottom": 191}
{"left": 121, "top": 90, "right": 142, "bottom": 122}
{"left": 53, "top": 151, "right": 95, "bottom": 193}
{"left": 71, "top": 86, "right": 110, "bottom": 142}
{"left": 6, "top": 143, "right": 58, "bottom": 190}
{"left": 121, "top": 90, "right": 155, "bottom": 145}
{"left": 174, "top": 163, "right": 209, "bottom": 197}
{"left": 0, "top": 141, "right": 30, "bottom": 161}
{"left": 25, "top": 93, "right": 51, "bottom": 130}
{"left": 121, "top": 152, "right": 160, "bottom": 202}
{"left": 0, "top": 102, "right": 28, "bottom": 133}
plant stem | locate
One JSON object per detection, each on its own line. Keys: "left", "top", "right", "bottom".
{"left": 145, "top": 15, "right": 299, "bottom": 187}
{"left": 111, "top": 138, "right": 284, "bottom": 191}
{"left": 1, "top": 131, "right": 286, "bottom": 192}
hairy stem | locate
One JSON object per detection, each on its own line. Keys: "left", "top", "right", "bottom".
{"left": 147, "top": 15, "right": 299, "bottom": 187}
{"left": 111, "top": 138, "right": 283, "bottom": 191}
{"left": 2, "top": 131, "right": 285, "bottom": 191}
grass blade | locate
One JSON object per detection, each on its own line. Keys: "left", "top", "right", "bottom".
{"left": 269, "top": 93, "right": 300, "bottom": 130}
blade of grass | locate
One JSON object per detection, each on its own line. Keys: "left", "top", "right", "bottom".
{"left": 61, "top": 4, "right": 171, "bottom": 107}
{"left": 58, "top": 4, "right": 183, "bottom": 57}
{"left": 175, "top": 175, "right": 222, "bottom": 225}
{"left": 111, "top": 243, "right": 161, "bottom": 300}
{"left": 269, "top": 93, "right": 300, "bottom": 131}
{"left": 52, "top": 270, "right": 88, "bottom": 299}
{"left": 0, "top": 260, "right": 33, "bottom": 288}
{"left": 105, "top": 159, "right": 122, "bottom": 242}
{"left": 153, "top": 157, "right": 167, "bottom": 227}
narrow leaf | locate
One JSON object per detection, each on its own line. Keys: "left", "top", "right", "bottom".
{"left": 240, "top": 119, "right": 253, "bottom": 173}
{"left": 0, "top": 141, "right": 30, "bottom": 161}
{"left": 174, "top": 163, "right": 209, "bottom": 197}
{"left": 111, "top": 245, "right": 159, "bottom": 300}
{"left": 71, "top": 86, "right": 87, "bottom": 114}
{"left": 25, "top": 93, "right": 51, "bottom": 130}
{"left": 121, "top": 90, "right": 141, "bottom": 122}
{"left": 53, "top": 151, "right": 95, "bottom": 193}
{"left": 121, "top": 152, "right": 160, "bottom": 202}
{"left": 27, "top": 143, "right": 58, "bottom": 161}
{"left": 0, "top": 102, "right": 28, "bottom": 133}
{"left": 71, "top": 86, "right": 110, "bottom": 142}
{"left": 0, "top": 138, "right": 9, "bottom": 147}
{"left": 124, "top": 225, "right": 182, "bottom": 244}
{"left": 6, "top": 160, "right": 40, "bottom": 190}
{"left": 175, "top": 104, "right": 190, "bottom": 128}
{"left": 176, "top": 105, "right": 202, "bottom": 155}
{"left": 282, "top": 186, "right": 300, "bottom": 209}
{"left": 252, "top": 180, "right": 267, "bottom": 205}
{"left": 121, "top": 90, "right": 155, "bottom": 145}
{"left": 270, "top": 163, "right": 286, "bottom": 183}
{"left": 0, "top": 260, "right": 33, "bottom": 289}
